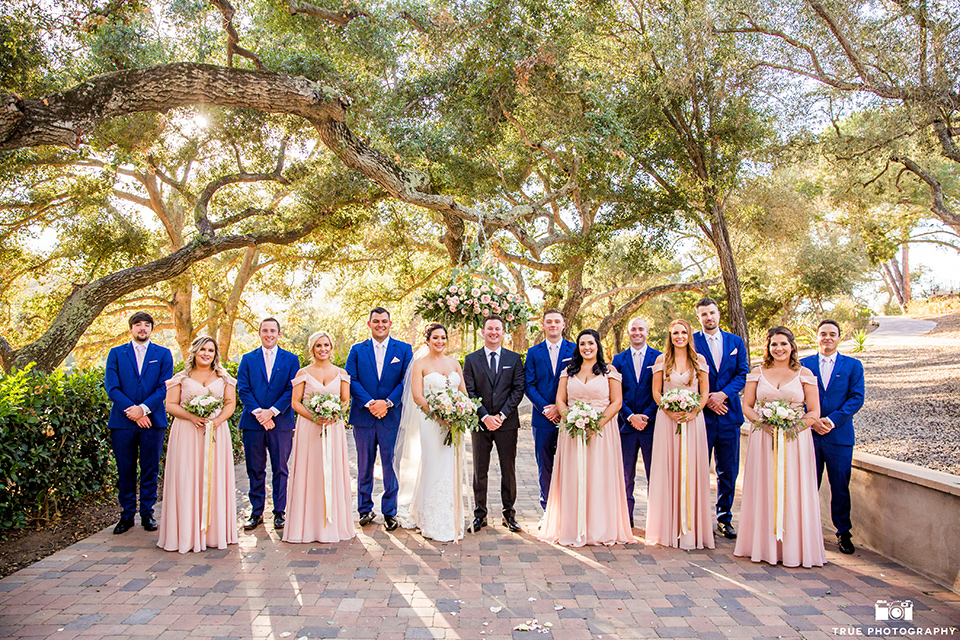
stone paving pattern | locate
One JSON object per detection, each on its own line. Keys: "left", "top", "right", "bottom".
{"left": 2, "top": 429, "right": 958, "bottom": 639}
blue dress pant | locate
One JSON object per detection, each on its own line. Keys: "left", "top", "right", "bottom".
{"left": 110, "top": 427, "right": 165, "bottom": 519}
{"left": 620, "top": 427, "right": 654, "bottom": 523}
{"left": 242, "top": 428, "right": 293, "bottom": 516}
{"left": 353, "top": 423, "right": 399, "bottom": 516}
{"left": 814, "top": 439, "right": 853, "bottom": 537}
{"left": 706, "top": 422, "right": 740, "bottom": 525}
{"left": 533, "top": 426, "right": 559, "bottom": 510}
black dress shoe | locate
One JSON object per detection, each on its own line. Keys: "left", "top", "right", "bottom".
{"left": 141, "top": 514, "right": 157, "bottom": 532}
{"left": 243, "top": 514, "right": 263, "bottom": 531}
{"left": 273, "top": 512, "right": 285, "bottom": 530}
{"left": 358, "top": 511, "right": 376, "bottom": 526}
{"left": 113, "top": 516, "right": 135, "bottom": 535}
{"left": 384, "top": 515, "right": 399, "bottom": 532}
{"left": 502, "top": 516, "right": 521, "bottom": 533}
{"left": 471, "top": 517, "right": 487, "bottom": 532}
{"left": 837, "top": 534, "right": 856, "bottom": 555}
{"left": 716, "top": 522, "right": 738, "bottom": 539}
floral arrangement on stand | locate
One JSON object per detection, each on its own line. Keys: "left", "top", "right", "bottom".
{"left": 416, "top": 263, "right": 533, "bottom": 332}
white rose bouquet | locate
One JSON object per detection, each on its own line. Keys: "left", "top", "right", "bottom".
{"left": 305, "top": 393, "right": 348, "bottom": 429}
{"left": 184, "top": 393, "right": 224, "bottom": 419}
{"left": 754, "top": 399, "right": 803, "bottom": 440}
{"left": 424, "top": 387, "right": 481, "bottom": 447}
{"left": 659, "top": 388, "right": 702, "bottom": 433}
{"left": 561, "top": 400, "right": 603, "bottom": 443}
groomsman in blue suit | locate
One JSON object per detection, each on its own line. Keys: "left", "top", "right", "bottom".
{"left": 611, "top": 317, "right": 661, "bottom": 527}
{"left": 524, "top": 308, "right": 576, "bottom": 511}
{"left": 693, "top": 297, "right": 749, "bottom": 540}
{"left": 801, "top": 319, "right": 865, "bottom": 555}
{"left": 104, "top": 312, "right": 173, "bottom": 534}
{"left": 345, "top": 307, "right": 413, "bottom": 532}
{"left": 237, "top": 318, "right": 300, "bottom": 531}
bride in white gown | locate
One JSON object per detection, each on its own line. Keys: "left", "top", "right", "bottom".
{"left": 395, "top": 323, "right": 471, "bottom": 542}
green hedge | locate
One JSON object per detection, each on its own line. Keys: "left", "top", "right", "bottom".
{"left": 0, "top": 366, "right": 114, "bottom": 529}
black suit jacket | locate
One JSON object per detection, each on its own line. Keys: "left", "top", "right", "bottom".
{"left": 463, "top": 347, "right": 526, "bottom": 431}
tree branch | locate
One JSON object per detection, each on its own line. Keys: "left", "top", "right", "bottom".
{"left": 596, "top": 277, "right": 721, "bottom": 339}
{"left": 285, "top": 0, "right": 367, "bottom": 26}
{"left": 209, "top": 0, "right": 267, "bottom": 70}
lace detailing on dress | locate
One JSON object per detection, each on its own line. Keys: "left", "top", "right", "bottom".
{"left": 398, "top": 371, "right": 465, "bottom": 542}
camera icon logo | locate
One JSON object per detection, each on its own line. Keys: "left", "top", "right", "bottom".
{"left": 875, "top": 599, "right": 914, "bottom": 621}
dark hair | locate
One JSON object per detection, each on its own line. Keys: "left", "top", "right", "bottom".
{"left": 369, "top": 307, "right": 391, "bottom": 320}
{"left": 763, "top": 326, "right": 800, "bottom": 371}
{"left": 695, "top": 297, "right": 719, "bottom": 311}
{"left": 259, "top": 317, "right": 281, "bottom": 331}
{"left": 817, "top": 319, "right": 841, "bottom": 333}
{"left": 424, "top": 322, "right": 447, "bottom": 342}
{"left": 482, "top": 314, "right": 504, "bottom": 329}
{"left": 566, "top": 329, "right": 609, "bottom": 377}
{"left": 542, "top": 307, "right": 564, "bottom": 319}
{"left": 128, "top": 311, "right": 154, "bottom": 328}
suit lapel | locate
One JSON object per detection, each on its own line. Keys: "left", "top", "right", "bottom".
{"left": 622, "top": 349, "right": 637, "bottom": 384}
{"left": 363, "top": 340, "right": 379, "bottom": 380}
{"left": 124, "top": 343, "right": 142, "bottom": 378}
{"left": 482, "top": 349, "right": 496, "bottom": 385}
{"left": 640, "top": 348, "right": 658, "bottom": 384}
{"left": 383, "top": 340, "right": 399, "bottom": 381}
{"left": 809, "top": 355, "right": 827, "bottom": 392}
{"left": 254, "top": 347, "right": 268, "bottom": 382}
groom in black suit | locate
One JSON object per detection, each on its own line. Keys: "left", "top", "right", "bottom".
{"left": 463, "top": 314, "right": 526, "bottom": 533}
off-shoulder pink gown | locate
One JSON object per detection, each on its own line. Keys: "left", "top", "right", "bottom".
{"left": 282, "top": 371, "right": 355, "bottom": 543}
{"left": 735, "top": 372, "right": 825, "bottom": 567}
{"left": 158, "top": 373, "right": 238, "bottom": 553}
{"left": 645, "top": 360, "right": 715, "bottom": 550}
{"left": 539, "top": 369, "right": 635, "bottom": 547}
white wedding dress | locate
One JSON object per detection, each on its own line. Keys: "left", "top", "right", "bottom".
{"left": 395, "top": 371, "right": 465, "bottom": 542}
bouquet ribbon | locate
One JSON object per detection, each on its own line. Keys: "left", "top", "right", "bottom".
{"left": 576, "top": 434, "right": 587, "bottom": 544}
{"left": 678, "top": 419, "right": 692, "bottom": 537}
{"left": 321, "top": 421, "right": 334, "bottom": 524}
{"left": 200, "top": 411, "right": 219, "bottom": 535}
{"left": 774, "top": 426, "right": 786, "bottom": 540}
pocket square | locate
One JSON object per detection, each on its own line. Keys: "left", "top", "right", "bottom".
{"left": 503, "top": 366, "right": 512, "bottom": 369}
{"left": 390, "top": 356, "right": 401, "bottom": 364}
{"left": 561, "top": 357, "right": 572, "bottom": 362}
{"left": 729, "top": 349, "right": 738, "bottom": 355}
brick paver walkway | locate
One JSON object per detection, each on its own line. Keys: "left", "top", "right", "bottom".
{"left": 1, "top": 427, "right": 958, "bottom": 639}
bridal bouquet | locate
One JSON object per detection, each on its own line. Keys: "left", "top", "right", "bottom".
{"left": 660, "top": 388, "right": 702, "bottom": 433}
{"left": 305, "top": 393, "right": 348, "bottom": 428}
{"left": 562, "top": 401, "right": 603, "bottom": 443}
{"left": 424, "top": 387, "right": 481, "bottom": 447}
{"left": 754, "top": 399, "right": 803, "bottom": 440}
{"left": 184, "top": 393, "right": 224, "bottom": 418}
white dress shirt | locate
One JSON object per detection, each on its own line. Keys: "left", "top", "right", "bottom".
{"left": 131, "top": 340, "right": 151, "bottom": 415}
{"left": 705, "top": 331, "right": 723, "bottom": 369}
{"left": 631, "top": 344, "right": 648, "bottom": 383}
{"left": 483, "top": 346, "right": 505, "bottom": 419}
{"left": 546, "top": 339, "right": 562, "bottom": 374}
{"left": 367, "top": 337, "right": 393, "bottom": 409}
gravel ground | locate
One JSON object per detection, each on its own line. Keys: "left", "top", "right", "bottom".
{"left": 853, "top": 314, "right": 960, "bottom": 475}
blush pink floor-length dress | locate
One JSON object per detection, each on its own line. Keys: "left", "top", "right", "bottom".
{"left": 539, "top": 369, "right": 635, "bottom": 547}
{"left": 734, "top": 372, "right": 826, "bottom": 567}
{"left": 282, "top": 371, "right": 356, "bottom": 543}
{"left": 644, "top": 360, "right": 715, "bottom": 550}
{"left": 158, "top": 373, "right": 238, "bottom": 553}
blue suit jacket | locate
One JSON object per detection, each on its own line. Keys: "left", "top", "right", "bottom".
{"left": 524, "top": 339, "right": 576, "bottom": 431}
{"left": 693, "top": 330, "right": 749, "bottom": 428}
{"left": 800, "top": 353, "right": 865, "bottom": 447}
{"left": 612, "top": 346, "right": 662, "bottom": 433}
{"left": 345, "top": 338, "right": 413, "bottom": 429}
{"left": 105, "top": 342, "right": 173, "bottom": 430}
{"left": 236, "top": 347, "right": 300, "bottom": 432}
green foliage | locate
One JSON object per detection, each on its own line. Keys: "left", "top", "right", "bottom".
{"left": 0, "top": 366, "right": 114, "bottom": 529}
{"left": 0, "top": 15, "right": 43, "bottom": 92}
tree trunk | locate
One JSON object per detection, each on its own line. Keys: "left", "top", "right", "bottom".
{"left": 217, "top": 247, "right": 259, "bottom": 361}
{"left": 596, "top": 277, "right": 722, "bottom": 340}
{"left": 0, "top": 224, "right": 318, "bottom": 373}
{"left": 901, "top": 243, "right": 911, "bottom": 306}
{"left": 169, "top": 278, "right": 194, "bottom": 360}
{"left": 707, "top": 204, "right": 750, "bottom": 352}
{"left": 881, "top": 263, "right": 906, "bottom": 312}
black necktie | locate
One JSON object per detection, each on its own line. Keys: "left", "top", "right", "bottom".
{"left": 489, "top": 351, "right": 497, "bottom": 375}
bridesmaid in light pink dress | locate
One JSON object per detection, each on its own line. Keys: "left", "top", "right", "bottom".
{"left": 159, "top": 337, "right": 238, "bottom": 553}
{"left": 645, "top": 318, "right": 714, "bottom": 550}
{"left": 539, "top": 329, "right": 635, "bottom": 547}
{"left": 735, "top": 326, "right": 825, "bottom": 567}
{"left": 283, "top": 330, "right": 355, "bottom": 543}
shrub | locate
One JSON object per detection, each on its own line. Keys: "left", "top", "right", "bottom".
{"left": 0, "top": 366, "right": 114, "bottom": 529}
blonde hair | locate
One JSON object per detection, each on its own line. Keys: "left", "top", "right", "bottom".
{"left": 307, "top": 330, "right": 334, "bottom": 361}
{"left": 664, "top": 318, "right": 699, "bottom": 381}
{"left": 184, "top": 336, "right": 229, "bottom": 379}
